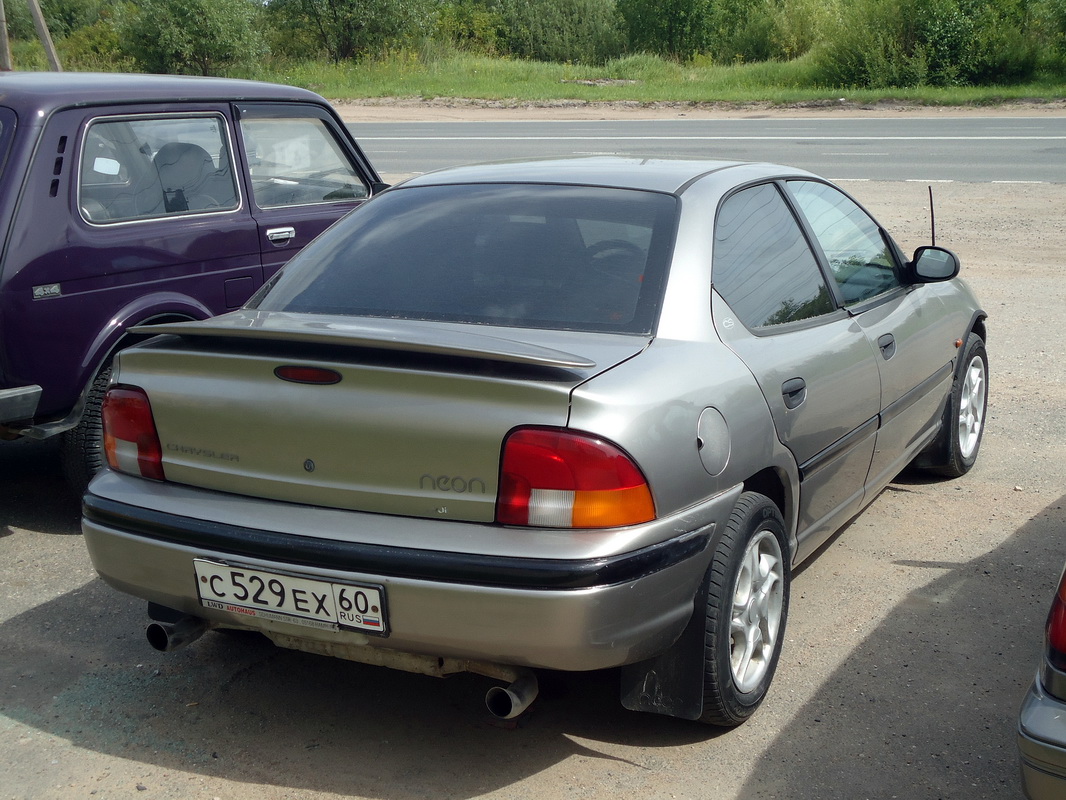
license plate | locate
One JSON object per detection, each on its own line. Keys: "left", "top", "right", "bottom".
{"left": 194, "top": 559, "right": 387, "bottom": 634}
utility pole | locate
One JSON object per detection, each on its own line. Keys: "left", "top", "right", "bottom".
{"left": 26, "top": 0, "right": 62, "bottom": 70}
{"left": 0, "top": 0, "right": 11, "bottom": 71}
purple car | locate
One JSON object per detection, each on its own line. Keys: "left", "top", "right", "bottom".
{"left": 0, "top": 72, "right": 383, "bottom": 488}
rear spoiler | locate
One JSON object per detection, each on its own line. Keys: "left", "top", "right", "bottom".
{"left": 132, "top": 311, "right": 599, "bottom": 370}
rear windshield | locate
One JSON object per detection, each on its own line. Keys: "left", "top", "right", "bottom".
{"left": 253, "top": 183, "right": 678, "bottom": 335}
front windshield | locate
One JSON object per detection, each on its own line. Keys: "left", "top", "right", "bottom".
{"left": 252, "top": 182, "right": 678, "bottom": 335}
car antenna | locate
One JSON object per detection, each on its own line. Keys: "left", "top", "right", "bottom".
{"left": 928, "top": 185, "right": 936, "bottom": 246}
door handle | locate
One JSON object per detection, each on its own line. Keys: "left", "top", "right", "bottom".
{"left": 782, "top": 377, "right": 806, "bottom": 410}
{"left": 878, "top": 333, "right": 896, "bottom": 359}
{"left": 266, "top": 226, "right": 296, "bottom": 245}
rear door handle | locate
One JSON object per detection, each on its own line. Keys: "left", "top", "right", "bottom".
{"left": 878, "top": 333, "right": 896, "bottom": 359}
{"left": 782, "top": 377, "right": 807, "bottom": 410}
{"left": 266, "top": 226, "right": 296, "bottom": 245}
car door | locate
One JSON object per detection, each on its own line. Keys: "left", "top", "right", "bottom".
{"left": 234, "top": 102, "right": 376, "bottom": 279}
{"left": 711, "top": 182, "right": 882, "bottom": 560}
{"left": 785, "top": 180, "right": 957, "bottom": 491}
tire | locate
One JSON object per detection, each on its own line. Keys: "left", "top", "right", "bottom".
{"left": 699, "top": 492, "right": 790, "bottom": 726}
{"left": 60, "top": 364, "right": 112, "bottom": 494}
{"left": 916, "top": 332, "right": 988, "bottom": 478}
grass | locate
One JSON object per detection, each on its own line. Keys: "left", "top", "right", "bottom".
{"left": 12, "top": 36, "right": 1066, "bottom": 107}
{"left": 255, "top": 51, "right": 1066, "bottom": 108}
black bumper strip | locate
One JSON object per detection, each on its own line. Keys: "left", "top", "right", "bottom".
{"left": 83, "top": 494, "right": 711, "bottom": 591}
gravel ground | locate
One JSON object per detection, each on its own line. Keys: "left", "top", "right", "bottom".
{"left": 2, "top": 105, "right": 1065, "bottom": 800}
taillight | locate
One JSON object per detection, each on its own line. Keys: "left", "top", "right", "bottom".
{"left": 497, "top": 427, "right": 655, "bottom": 528}
{"left": 102, "top": 386, "right": 165, "bottom": 481}
{"left": 1047, "top": 568, "right": 1066, "bottom": 671}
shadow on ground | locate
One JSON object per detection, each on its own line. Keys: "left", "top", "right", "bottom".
{"left": 0, "top": 438, "right": 81, "bottom": 535}
{"left": 739, "top": 493, "right": 1066, "bottom": 799}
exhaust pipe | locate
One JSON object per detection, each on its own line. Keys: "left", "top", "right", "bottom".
{"left": 146, "top": 616, "right": 210, "bottom": 652}
{"left": 485, "top": 670, "right": 539, "bottom": 720}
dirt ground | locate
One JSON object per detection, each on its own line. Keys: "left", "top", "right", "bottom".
{"left": 2, "top": 103, "right": 1065, "bottom": 800}
{"left": 330, "top": 96, "right": 1066, "bottom": 122}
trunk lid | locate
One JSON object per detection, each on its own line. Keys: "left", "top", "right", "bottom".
{"left": 119, "top": 310, "right": 648, "bottom": 522}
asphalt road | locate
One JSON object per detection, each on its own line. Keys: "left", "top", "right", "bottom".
{"left": 2, "top": 154, "right": 1065, "bottom": 798}
{"left": 349, "top": 116, "right": 1066, "bottom": 183}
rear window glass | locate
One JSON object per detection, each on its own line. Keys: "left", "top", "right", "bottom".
{"left": 253, "top": 183, "right": 678, "bottom": 335}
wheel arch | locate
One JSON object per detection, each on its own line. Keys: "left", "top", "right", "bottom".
{"left": 741, "top": 466, "right": 797, "bottom": 558}
{"left": 50, "top": 293, "right": 213, "bottom": 435}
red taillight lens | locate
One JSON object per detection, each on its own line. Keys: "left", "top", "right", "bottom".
{"left": 1047, "top": 570, "right": 1066, "bottom": 670}
{"left": 497, "top": 427, "right": 655, "bottom": 528}
{"left": 102, "top": 386, "right": 165, "bottom": 482}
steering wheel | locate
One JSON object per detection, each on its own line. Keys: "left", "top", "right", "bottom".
{"left": 587, "top": 239, "right": 645, "bottom": 261}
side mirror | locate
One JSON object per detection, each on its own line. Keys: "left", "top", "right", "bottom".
{"left": 910, "top": 246, "right": 960, "bottom": 282}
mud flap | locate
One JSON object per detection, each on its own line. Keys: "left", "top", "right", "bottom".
{"left": 619, "top": 576, "right": 709, "bottom": 721}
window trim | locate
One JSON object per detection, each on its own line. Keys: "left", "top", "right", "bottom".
{"left": 77, "top": 111, "right": 243, "bottom": 227}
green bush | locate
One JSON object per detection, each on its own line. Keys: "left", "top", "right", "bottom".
{"left": 1035, "top": 0, "right": 1066, "bottom": 73}
{"left": 59, "top": 15, "right": 135, "bottom": 71}
{"left": 617, "top": 0, "right": 711, "bottom": 60}
{"left": 117, "top": 0, "right": 265, "bottom": 76}
{"left": 435, "top": 0, "right": 501, "bottom": 55}
{"left": 267, "top": 0, "right": 435, "bottom": 63}
{"left": 812, "top": 0, "right": 1042, "bottom": 87}
{"left": 491, "top": 0, "right": 624, "bottom": 64}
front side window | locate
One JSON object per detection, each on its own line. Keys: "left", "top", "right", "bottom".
{"left": 79, "top": 115, "right": 238, "bottom": 223}
{"left": 787, "top": 180, "right": 902, "bottom": 305}
{"left": 713, "top": 183, "right": 834, "bottom": 330}
{"left": 240, "top": 116, "right": 368, "bottom": 209}
{"left": 253, "top": 183, "right": 677, "bottom": 335}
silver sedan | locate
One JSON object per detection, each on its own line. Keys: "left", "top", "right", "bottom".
{"left": 82, "top": 157, "right": 988, "bottom": 726}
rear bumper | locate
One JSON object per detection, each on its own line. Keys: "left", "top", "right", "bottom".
{"left": 83, "top": 473, "right": 735, "bottom": 672}
{"left": 0, "top": 384, "right": 40, "bottom": 424}
{"left": 1018, "top": 674, "right": 1066, "bottom": 799}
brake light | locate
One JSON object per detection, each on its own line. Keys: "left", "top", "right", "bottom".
{"left": 497, "top": 427, "right": 655, "bottom": 528}
{"left": 102, "top": 386, "right": 165, "bottom": 481}
{"left": 1047, "top": 569, "right": 1066, "bottom": 671}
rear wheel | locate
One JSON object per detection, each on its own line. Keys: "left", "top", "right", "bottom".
{"left": 60, "top": 364, "right": 111, "bottom": 494}
{"left": 699, "top": 492, "right": 789, "bottom": 726}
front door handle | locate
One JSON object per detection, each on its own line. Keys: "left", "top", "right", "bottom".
{"left": 782, "top": 377, "right": 807, "bottom": 410}
{"left": 878, "top": 333, "right": 896, "bottom": 359}
{"left": 266, "top": 226, "right": 296, "bottom": 246}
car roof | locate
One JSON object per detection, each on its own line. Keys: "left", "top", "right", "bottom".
{"left": 0, "top": 71, "right": 328, "bottom": 116}
{"left": 399, "top": 156, "right": 820, "bottom": 195}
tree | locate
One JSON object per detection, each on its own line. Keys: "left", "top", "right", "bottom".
{"left": 267, "top": 0, "right": 432, "bottom": 63}
{"left": 118, "top": 0, "right": 264, "bottom": 76}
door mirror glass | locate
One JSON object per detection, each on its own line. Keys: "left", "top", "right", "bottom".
{"left": 911, "top": 246, "right": 960, "bottom": 281}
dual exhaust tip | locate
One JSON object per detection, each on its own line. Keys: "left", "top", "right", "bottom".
{"left": 145, "top": 616, "right": 539, "bottom": 720}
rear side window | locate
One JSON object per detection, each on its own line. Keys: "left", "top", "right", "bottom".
{"left": 713, "top": 183, "right": 834, "bottom": 330}
{"left": 253, "top": 183, "right": 678, "bottom": 335}
{"left": 79, "top": 115, "right": 238, "bottom": 223}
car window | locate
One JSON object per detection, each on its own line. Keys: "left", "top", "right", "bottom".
{"left": 787, "top": 180, "right": 902, "bottom": 305}
{"left": 79, "top": 115, "right": 238, "bottom": 223}
{"left": 240, "top": 116, "right": 369, "bottom": 209}
{"left": 253, "top": 183, "right": 677, "bottom": 335}
{"left": 713, "top": 183, "right": 835, "bottom": 329}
